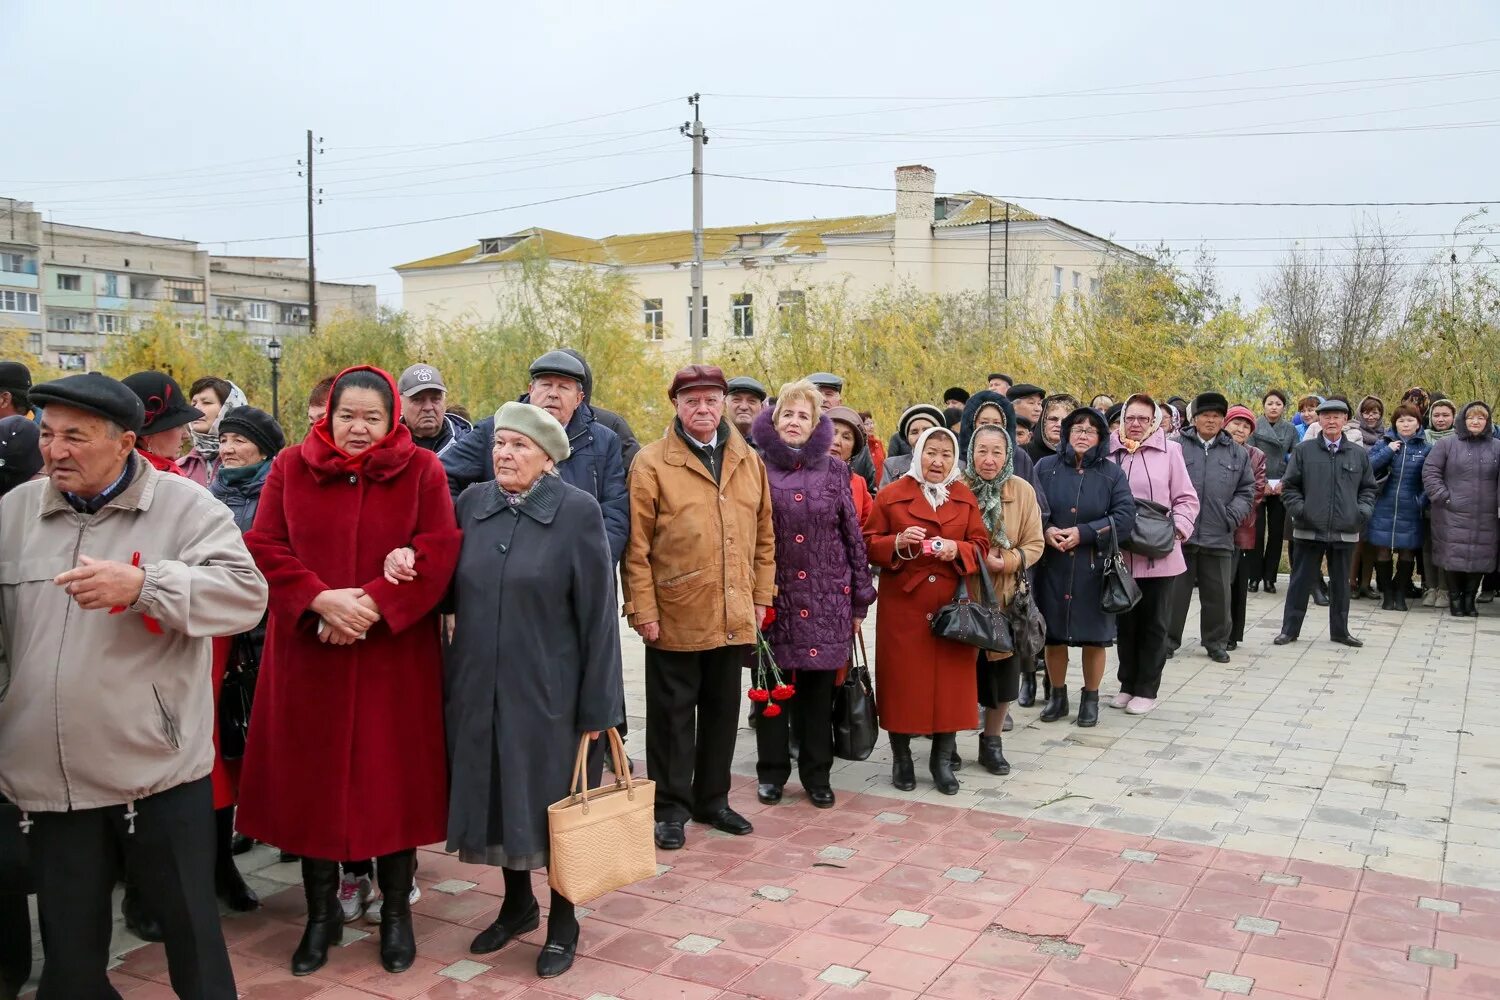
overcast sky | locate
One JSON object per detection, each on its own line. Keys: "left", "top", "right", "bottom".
{"left": 5, "top": 2, "right": 1499, "bottom": 309}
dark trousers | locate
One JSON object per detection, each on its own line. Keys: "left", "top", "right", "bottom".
{"left": 645, "top": 645, "right": 744, "bottom": 823}
{"left": 1167, "top": 546, "right": 1235, "bottom": 653}
{"left": 29, "top": 776, "right": 235, "bottom": 1000}
{"left": 1282, "top": 540, "right": 1354, "bottom": 639}
{"left": 0, "top": 800, "right": 30, "bottom": 1000}
{"left": 1230, "top": 549, "right": 1253, "bottom": 642}
{"left": 1117, "top": 575, "right": 1175, "bottom": 699}
{"left": 1252, "top": 495, "right": 1287, "bottom": 584}
{"left": 755, "top": 669, "right": 835, "bottom": 790}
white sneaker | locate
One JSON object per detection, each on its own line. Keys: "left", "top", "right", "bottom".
{"left": 1109, "top": 692, "right": 1132, "bottom": 709}
{"left": 337, "top": 872, "right": 372, "bottom": 923}
{"left": 1125, "top": 697, "right": 1158, "bottom": 715}
{"left": 365, "top": 881, "right": 421, "bottom": 924}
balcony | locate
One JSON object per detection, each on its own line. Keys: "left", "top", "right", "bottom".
{"left": 0, "top": 270, "right": 38, "bottom": 290}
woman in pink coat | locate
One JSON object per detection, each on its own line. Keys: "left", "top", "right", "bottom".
{"left": 1106, "top": 394, "right": 1200, "bottom": 714}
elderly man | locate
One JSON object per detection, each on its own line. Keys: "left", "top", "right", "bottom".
{"left": 1168, "top": 391, "right": 1256, "bottom": 663}
{"left": 727, "top": 375, "right": 768, "bottom": 444}
{"left": 805, "top": 371, "right": 877, "bottom": 492}
{"left": 624, "top": 365, "right": 775, "bottom": 851}
{"left": 0, "top": 372, "right": 268, "bottom": 999}
{"left": 988, "top": 373, "right": 1012, "bottom": 394}
{"left": 0, "top": 362, "right": 29, "bottom": 419}
{"left": 1275, "top": 399, "right": 1378, "bottom": 648}
{"left": 443, "top": 349, "right": 629, "bottom": 561}
{"left": 398, "top": 363, "right": 473, "bottom": 457}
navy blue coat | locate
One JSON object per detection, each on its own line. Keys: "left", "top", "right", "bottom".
{"left": 442, "top": 404, "right": 629, "bottom": 563}
{"left": 1367, "top": 427, "right": 1430, "bottom": 550}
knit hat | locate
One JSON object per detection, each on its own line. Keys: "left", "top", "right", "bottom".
{"left": 122, "top": 371, "right": 203, "bottom": 434}
{"left": 30, "top": 372, "right": 145, "bottom": 434}
{"left": 897, "top": 403, "right": 945, "bottom": 441}
{"left": 943, "top": 386, "right": 970, "bottom": 406}
{"left": 218, "top": 406, "right": 286, "bottom": 459}
{"left": 494, "top": 401, "right": 570, "bottom": 463}
{"left": 1191, "top": 391, "right": 1230, "bottom": 418}
{"left": 1225, "top": 405, "right": 1256, "bottom": 428}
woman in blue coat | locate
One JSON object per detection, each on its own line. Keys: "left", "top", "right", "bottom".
{"left": 1367, "top": 403, "right": 1430, "bottom": 611}
{"left": 1033, "top": 408, "right": 1136, "bottom": 728}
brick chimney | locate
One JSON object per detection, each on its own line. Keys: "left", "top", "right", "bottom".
{"left": 895, "top": 164, "right": 935, "bottom": 232}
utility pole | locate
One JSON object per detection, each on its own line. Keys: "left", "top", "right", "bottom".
{"left": 299, "top": 130, "right": 323, "bottom": 334}
{"left": 680, "top": 95, "right": 707, "bottom": 363}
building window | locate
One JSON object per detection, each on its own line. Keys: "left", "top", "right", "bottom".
{"left": 731, "top": 294, "right": 754, "bottom": 339}
{"left": 58, "top": 353, "right": 87, "bottom": 371}
{"left": 215, "top": 299, "right": 241, "bottom": 320}
{"left": 130, "top": 278, "right": 155, "bottom": 299}
{"left": 281, "top": 304, "right": 309, "bottom": 324}
{"left": 96, "top": 313, "right": 122, "bottom": 333}
{"left": 0, "top": 252, "right": 29, "bottom": 273}
{"left": 1052, "top": 266, "right": 1063, "bottom": 299}
{"left": 1072, "top": 271, "right": 1081, "bottom": 292}
{"left": 103, "top": 273, "right": 119, "bottom": 297}
{"left": 0, "top": 290, "right": 38, "bottom": 313}
{"left": 643, "top": 298, "right": 664, "bottom": 341}
{"left": 165, "top": 279, "right": 202, "bottom": 304}
{"left": 57, "top": 273, "right": 82, "bottom": 291}
{"left": 777, "top": 289, "right": 806, "bottom": 331}
{"left": 686, "top": 295, "right": 708, "bottom": 338}
{"left": 247, "top": 301, "right": 270, "bottom": 321}
{"left": 54, "top": 314, "right": 76, "bottom": 331}
{"left": 1090, "top": 277, "right": 1100, "bottom": 296}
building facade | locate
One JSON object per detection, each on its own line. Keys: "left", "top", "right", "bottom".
{"left": 0, "top": 198, "right": 376, "bottom": 370}
{"left": 395, "top": 165, "right": 1147, "bottom": 353}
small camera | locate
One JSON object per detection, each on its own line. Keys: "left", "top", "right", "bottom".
{"left": 922, "top": 538, "right": 944, "bottom": 555}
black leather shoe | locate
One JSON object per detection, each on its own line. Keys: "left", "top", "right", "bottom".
{"left": 1017, "top": 671, "right": 1037, "bottom": 707}
{"left": 470, "top": 901, "right": 540, "bottom": 954}
{"left": 694, "top": 808, "right": 753, "bottom": 836}
{"left": 808, "top": 787, "right": 835, "bottom": 809}
{"left": 1002, "top": 711, "right": 1014, "bottom": 733}
{"left": 216, "top": 859, "right": 261, "bottom": 912}
{"left": 122, "top": 887, "right": 164, "bottom": 943}
{"left": 1273, "top": 633, "right": 1297, "bottom": 645}
{"left": 1332, "top": 634, "right": 1364, "bottom": 648}
{"left": 756, "top": 783, "right": 783, "bottom": 805}
{"left": 654, "top": 820, "right": 686, "bottom": 850}
{"left": 890, "top": 734, "right": 916, "bottom": 791}
{"left": 1263, "top": 580, "right": 1277, "bottom": 594}
{"left": 1075, "top": 690, "right": 1100, "bottom": 728}
{"left": 1248, "top": 580, "right": 1260, "bottom": 594}
{"left": 230, "top": 833, "right": 257, "bottom": 856}
{"left": 1313, "top": 582, "right": 1330, "bottom": 607}
{"left": 1039, "top": 685, "right": 1070, "bottom": 723}
{"left": 1225, "top": 641, "right": 1238, "bottom": 651}
{"left": 536, "top": 932, "right": 579, "bottom": 979}
{"left": 1208, "top": 648, "right": 1231, "bottom": 663}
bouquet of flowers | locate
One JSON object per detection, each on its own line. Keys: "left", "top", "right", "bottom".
{"left": 746, "top": 611, "right": 795, "bottom": 717}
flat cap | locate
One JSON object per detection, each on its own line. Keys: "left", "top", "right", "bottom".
{"left": 0, "top": 361, "right": 31, "bottom": 393}
{"left": 668, "top": 364, "right": 728, "bottom": 399}
{"left": 494, "top": 400, "right": 571, "bottom": 463}
{"left": 529, "top": 350, "right": 588, "bottom": 385}
{"left": 726, "top": 376, "right": 768, "bottom": 400}
{"left": 805, "top": 372, "right": 844, "bottom": 390}
{"left": 1006, "top": 383, "right": 1045, "bottom": 400}
{"left": 30, "top": 372, "right": 146, "bottom": 434}
{"left": 397, "top": 363, "right": 447, "bottom": 397}
{"left": 1316, "top": 398, "right": 1350, "bottom": 415}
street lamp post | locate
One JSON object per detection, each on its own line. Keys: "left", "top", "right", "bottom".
{"left": 267, "top": 338, "right": 282, "bottom": 423}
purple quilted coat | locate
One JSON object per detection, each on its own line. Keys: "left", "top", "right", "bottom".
{"left": 752, "top": 409, "right": 877, "bottom": 671}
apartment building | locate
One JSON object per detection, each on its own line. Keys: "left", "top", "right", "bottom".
{"left": 394, "top": 165, "right": 1147, "bottom": 351}
{"left": 0, "top": 197, "right": 376, "bottom": 370}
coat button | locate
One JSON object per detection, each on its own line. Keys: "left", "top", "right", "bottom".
{"left": 797, "top": 571, "right": 807, "bottom": 580}
{"left": 925, "top": 612, "right": 934, "bottom": 621}
{"left": 843, "top": 585, "right": 851, "bottom": 595}
{"left": 808, "top": 648, "right": 818, "bottom": 657}
{"left": 795, "top": 534, "right": 805, "bottom": 543}
{"left": 348, "top": 474, "right": 357, "bottom": 484}
{"left": 728, "top": 632, "right": 735, "bottom": 640}
{"left": 794, "top": 492, "right": 804, "bottom": 502}
{"left": 800, "top": 609, "right": 809, "bottom": 618}
{"left": 928, "top": 574, "right": 937, "bottom": 583}
{"left": 498, "top": 544, "right": 507, "bottom": 553}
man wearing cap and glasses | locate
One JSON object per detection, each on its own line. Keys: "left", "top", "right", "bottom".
{"left": 623, "top": 365, "right": 775, "bottom": 851}
{"left": 0, "top": 372, "right": 267, "bottom": 998}
{"left": 397, "top": 363, "right": 473, "bottom": 458}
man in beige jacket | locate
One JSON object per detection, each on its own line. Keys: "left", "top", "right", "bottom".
{"left": 0, "top": 372, "right": 268, "bottom": 1000}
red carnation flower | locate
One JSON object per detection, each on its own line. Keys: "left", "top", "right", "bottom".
{"left": 761, "top": 607, "right": 777, "bottom": 628}
{"left": 747, "top": 688, "right": 771, "bottom": 703}
{"left": 762, "top": 703, "right": 782, "bottom": 718}
{"left": 771, "top": 684, "right": 796, "bottom": 701}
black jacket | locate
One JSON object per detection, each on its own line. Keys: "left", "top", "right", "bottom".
{"left": 1282, "top": 435, "right": 1378, "bottom": 543}
{"left": 1172, "top": 430, "right": 1255, "bottom": 551}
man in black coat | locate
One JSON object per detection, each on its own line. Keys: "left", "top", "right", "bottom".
{"left": 1275, "top": 399, "right": 1378, "bottom": 648}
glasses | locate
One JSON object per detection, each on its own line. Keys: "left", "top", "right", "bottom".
{"left": 1123, "top": 415, "right": 1151, "bottom": 424}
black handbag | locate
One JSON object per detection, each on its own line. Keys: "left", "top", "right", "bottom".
{"left": 931, "top": 564, "right": 1014, "bottom": 654}
{"left": 218, "top": 634, "right": 258, "bottom": 761}
{"left": 1114, "top": 454, "right": 1177, "bottom": 558}
{"left": 1004, "top": 551, "right": 1047, "bottom": 665}
{"left": 833, "top": 631, "right": 879, "bottom": 761}
{"left": 1100, "top": 529, "right": 1143, "bottom": 615}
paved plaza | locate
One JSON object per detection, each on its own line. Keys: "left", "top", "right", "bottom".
{"left": 37, "top": 588, "right": 1500, "bottom": 997}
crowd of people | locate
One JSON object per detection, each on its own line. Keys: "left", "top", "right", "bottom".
{"left": 0, "top": 352, "right": 1497, "bottom": 999}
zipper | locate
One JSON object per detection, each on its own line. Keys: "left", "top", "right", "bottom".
{"left": 54, "top": 518, "right": 89, "bottom": 809}
{"left": 1390, "top": 442, "right": 1406, "bottom": 541}
{"left": 151, "top": 684, "right": 181, "bottom": 751}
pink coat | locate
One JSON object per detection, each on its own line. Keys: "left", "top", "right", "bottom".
{"left": 1106, "top": 424, "right": 1200, "bottom": 578}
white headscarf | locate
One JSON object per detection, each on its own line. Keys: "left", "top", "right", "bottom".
{"left": 190, "top": 380, "right": 247, "bottom": 460}
{"left": 904, "top": 425, "right": 962, "bottom": 510}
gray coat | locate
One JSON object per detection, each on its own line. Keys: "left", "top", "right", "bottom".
{"left": 1252, "top": 415, "right": 1299, "bottom": 481}
{"left": 1422, "top": 403, "right": 1500, "bottom": 573}
{"left": 1173, "top": 430, "right": 1255, "bottom": 551}
{"left": 444, "top": 474, "right": 625, "bottom": 867}
{"left": 1282, "top": 435, "right": 1378, "bottom": 544}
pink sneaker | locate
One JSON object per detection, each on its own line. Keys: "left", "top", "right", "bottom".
{"left": 1109, "top": 692, "right": 1132, "bottom": 709}
{"left": 1125, "top": 697, "right": 1157, "bottom": 715}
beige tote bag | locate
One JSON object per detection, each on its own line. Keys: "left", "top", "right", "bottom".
{"left": 547, "top": 728, "right": 657, "bottom": 904}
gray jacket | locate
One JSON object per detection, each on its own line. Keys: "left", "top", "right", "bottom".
{"left": 1252, "top": 416, "right": 1299, "bottom": 481}
{"left": 1173, "top": 430, "right": 1256, "bottom": 551}
{"left": 1282, "top": 434, "right": 1378, "bottom": 544}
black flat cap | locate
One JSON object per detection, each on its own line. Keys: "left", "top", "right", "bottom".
{"left": 1191, "top": 391, "right": 1229, "bottom": 417}
{"left": 726, "top": 376, "right": 768, "bottom": 401}
{"left": 805, "top": 372, "right": 844, "bottom": 390}
{"left": 30, "top": 372, "right": 146, "bottom": 434}
{"left": 123, "top": 371, "right": 203, "bottom": 434}
{"left": 1006, "top": 383, "right": 1045, "bottom": 400}
{"left": 528, "top": 349, "right": 588, "bottom": 384}
{"left": 0, "top": 361, "right": 31, "bottom": 393}
{"left": 944, "top": 386, "right": 971, "bottom": 405}
{"left": 218, "top": 406, "right": 286, "bottom": 458}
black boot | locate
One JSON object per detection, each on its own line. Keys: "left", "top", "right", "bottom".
{"left": 1076, "top": 689, "right": 1100, "bottom": 728}
{"left": 291, "top": 859, "right": 344, "bottom": 976}
{"left": 1313, "top": 577, "right": 1330, "bottom": 606}
{"left": 376, "top": 850, "right": 418, "bottom": 973}
{"left": 1042, "top": 670, "right": 1053, "bottom": 700}
{"left": 1449, "top": 573, "right": 1468, "bottom": 617}
{"left": 1017, "top": 671, "right": 1037, "bottom": 708}
{"left": 929, "top": 733, "right": 960, "bottom": 795}
{"left": 1392, "top": 561, "right": 1413, "bottom": 612}
{"left": 978, "top": 735, "right": 1010, "bottom": 775}
{"left": 1376, "top": 562, "right": 1396, "bottom": 611}
{"left": 1464, "top": 583, "right": 1482, "bottom": 617}
{"left": 215, "top": 807, "right": 260, "bottom": 912}
{"left": 121, "top": 880, "right": 163, "bottom": 943}
{"left": 1039, "top": 684, "right": 1070, "bottom": 723}
{"left": 889, "top": 733, "right": 916, "bottom": 791}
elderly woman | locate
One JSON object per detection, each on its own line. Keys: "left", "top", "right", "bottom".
{"left": 1421, "top": 398, "right": 1459, "bottom": 606}
{"left": 239, "top": 366, "right": 461, "bottom": 977}
{"left": 180, "top": 375, "right": 248, "bottom": 485}
{"left": 1225, "top": 406, "right": 1268, "bottom": 651}
{"left": 1035, "top": 408, "right": 1137, "bottom": 727}
{"left": 1368, "top": 403, "right": 1431, "bottom": 611}
{"left": 827, "top": 405, "right": 875, "bottom": 524}
{"left": 122, "top": 370, "right": 202, "bottom": 475}
{"left": 1422, "top": 401, "right": 1500, "bottom": 616}
{"left": 879, "top": 403, "right": 945, "bottom": 488}
{"left": 751, "top": 384, "right": 876, "bottom": 808}
{"left": 962, "top": 424, "right": 1043, "bottom": 774}
{"left": 864, "top": 426, "right": 991, "bottom": 794}
{"left": 1106, "top": 394, "right": 1198, "bottom": 715}
{"left": 443, "top": 402, "right": 624, "bottom": 979}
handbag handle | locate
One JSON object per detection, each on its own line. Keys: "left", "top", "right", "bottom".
{"left": 966, "top": 559, "right": 1001, "bottom": 610}
{"left": 567, "top": 728, "right": 635, "bottom": 812}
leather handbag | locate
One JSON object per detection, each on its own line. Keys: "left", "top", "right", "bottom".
{"left": 1122, "top": 497, "right": 1177, "bottom": 559}
{"left": 1100, "top": 529, "right": 1143, "bottom": 615}
{"left": 1004, "top": 551, "right": 1047, "bottom": 665}
{"left": 833, "top": 630, "right": 878, "bottom": 761}
{"left": 931, "top": 564, "right": 1014, "bottom": 654}
{"left": 547, "top": 728, "right": 657, "bottom": 904}
{"left": 218, "top": 634, "right": 258, "bottom": 761}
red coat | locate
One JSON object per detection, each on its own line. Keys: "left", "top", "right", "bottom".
{"left": 237, "top": 366, "right": 461, "bottom": 861}
{"left": 863, "top": 476, "right": 990, "bottom": 734}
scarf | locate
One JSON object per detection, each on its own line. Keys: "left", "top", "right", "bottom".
{"left": 216, "top": 459, "right": 267, "bottom": 487}
{"left": 904, "top": 425, "right": 962, "bottom": 510}
{"left": 964, "top": 425, "right": 1013, "bottom": 550}
{"left": 188, "top": 381, "right": 247, "bottom": 460}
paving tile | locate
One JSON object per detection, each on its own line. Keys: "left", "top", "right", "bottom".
{"left": 1204, "top": 970, "right": 1255, "bottom": 995}
{"left": 1235, "top": 952, "right": 1332, "bottom": 998}
{"left": 1407, "top": 944, "right": 1457, "bottom": 968}
{"left": 671, "top": 933, "right": 722, "bottom": 955}
{"left": 1145, "top": 938, "right": 1243, "bottom": 979}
